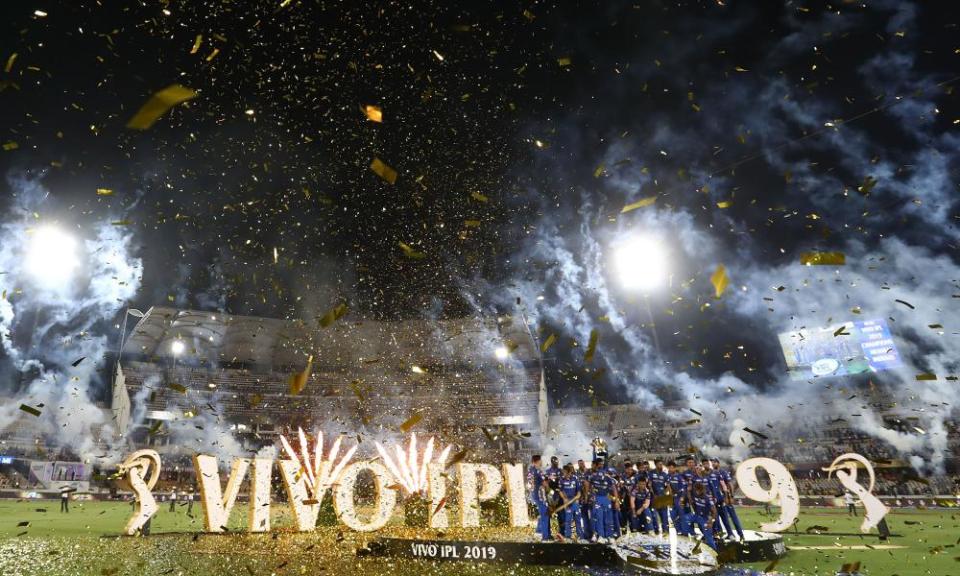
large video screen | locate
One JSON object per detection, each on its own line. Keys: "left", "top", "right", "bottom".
{"left": 778, "top": 318, "right": 901, "bottom": 380}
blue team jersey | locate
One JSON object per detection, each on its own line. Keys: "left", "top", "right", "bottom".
{"left": 719, "top": 468, "right": 734, "bottom": 485}
{"left": 691, "top": 493, "right": 716, "bottom": 517}
{"left": 706, "top": 470, "right": 724, "bottom": 498}
{"left": 667, "top": 472, "right": 686, "bottom": 504}
{"left": 558, "top": 476, "right": 580, "bottom": 499}
{"left": 545, "top": 466, "right": 562, "bottom": 488}
{"left": 527, "top": 466, "right": 545, "bottom": 502}
{"left": 621, "top": 472, "right": 638, "bottom": 494}
{"left": 689, "top": 473, "right": 709, "bottom": 494}
{"left": 588, "top": 471, "right": 614, "bottom": 496}
{"left": 649, "top": 470, "right": 666, "bottom": 495}
{"left": 631, "top": 487, "right": 652, "bottom": 509}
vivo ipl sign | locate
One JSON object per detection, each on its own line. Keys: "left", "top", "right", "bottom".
{"left": 117, "top": 433, "right": 888, "bottom": 536}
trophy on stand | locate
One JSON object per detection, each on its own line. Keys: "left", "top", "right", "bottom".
{"left": 591, "top": 436, "right": 608, "bottom": 463}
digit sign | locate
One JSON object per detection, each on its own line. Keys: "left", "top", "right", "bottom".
{"left": 735, "top": 457, "right": 799, "bottom": 532}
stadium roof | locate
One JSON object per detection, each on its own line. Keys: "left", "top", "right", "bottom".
{"left": 119, "top": 306, "right": 541, "bottom": 371}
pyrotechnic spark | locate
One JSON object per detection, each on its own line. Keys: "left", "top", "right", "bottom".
{"left": 375, "top": 432, "right": 452, "bottom": 496}
{"left": 280, "top": 427, "right": 357, "bottom": 498}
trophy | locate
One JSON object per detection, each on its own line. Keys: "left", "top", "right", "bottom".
{"left": 591, "top": 436, "right": 608, "bottom": 461}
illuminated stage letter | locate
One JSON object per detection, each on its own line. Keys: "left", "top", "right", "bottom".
{"left": 279, "top": 459, "right": 327, "bottom": 532}
{"left": 457, "top": 463, "right": 504, "bottom": 528}
{"left": 735, "top": 457, "right": 799, "bottom": 532}
{"left": 194, "top": 455, "right": 250, "bottom": 533}
{"left": 249, "top": 458, "right": 273, "bottom": 532}
{"left": 118, "top": 450, "right": 162, "bottom": 536}
{"left": 334, "top": 461, "right": 397, "bottom": 532}
{"left": 427, "top": 463, "right": 448, "bottom": 528}
{"left": 824, "top": 453, "right": 889, "bottom": 533}
{"left": 502, "top": 463, "right": 535, "bottom": 527}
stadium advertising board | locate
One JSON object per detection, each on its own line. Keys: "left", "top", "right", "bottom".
{"left": 117, "top": 441, "right": 889, "bottom": 537}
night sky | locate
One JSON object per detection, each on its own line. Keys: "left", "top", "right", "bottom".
{"left": 1, "top": 1, "right": 958, "bottom": 462}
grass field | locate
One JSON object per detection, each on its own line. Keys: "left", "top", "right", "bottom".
{"left": 0, "top": 500, "right": 956, "bottom": 576}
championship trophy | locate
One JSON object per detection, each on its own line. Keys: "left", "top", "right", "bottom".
{"left": 591, "top": 436, "right": 608, "bottom": 462}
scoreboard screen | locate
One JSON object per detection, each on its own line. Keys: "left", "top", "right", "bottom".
{"left": 778, "top": 318, "right": 901, "bottom": 380}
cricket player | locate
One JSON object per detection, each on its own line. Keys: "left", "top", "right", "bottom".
{"left": 527, "top": 454, "right": 552, "bottom": 540}
{"left": 558, "top": 464, "right": 585, "bottom": 540}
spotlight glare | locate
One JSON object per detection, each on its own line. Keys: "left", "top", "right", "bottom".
{"left": 494, "top": 346, "right": 509, "bottom": 360}
{"left": 613, "top": 235, "right": 668, "bottom": 291}
{"left": 171, "top": 340, "right": 185, "bottom": 356}
{"left": 26, "top": 226, "right": 79, "bottom": 290}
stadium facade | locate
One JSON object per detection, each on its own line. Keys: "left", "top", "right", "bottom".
{"left": 112, "top": 307, "right": 548, "bottom": 458}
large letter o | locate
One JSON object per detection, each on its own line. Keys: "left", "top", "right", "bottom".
{"left": 333, "top": 461, "right": 398, "bottom": 532}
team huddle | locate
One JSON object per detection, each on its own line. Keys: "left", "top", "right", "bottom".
{"left": 526, "top": 452, "right": 746, "bottom": 550}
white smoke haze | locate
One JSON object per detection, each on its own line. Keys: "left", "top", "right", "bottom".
{"left": 460, "top": 1, "right": 958, "bottom": 474}
{"left": 0, "top": 172, "right": 143, "bottom": 462}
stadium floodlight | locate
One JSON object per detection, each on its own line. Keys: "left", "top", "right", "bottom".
{"left": 612, "top": 235, "right": 668, "bottom": 292}
{"left": 26, "top": 226, "right": 80, "bottom": 291}
{"left": 494, "top": 346, "right": 509, "bottom": 360}
{"left": 170, "top": 340, "right": 185, "bottom": 356}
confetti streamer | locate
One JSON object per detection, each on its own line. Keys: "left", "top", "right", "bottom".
{"left": 126, "top": 84, "right": 197, "bottom": 130}
{"left": 621, "top": 196, "right": 657, "bottom": 213}
{"left": 288, "top": 355, "right": 313, "bottom": 395}
{"left": 710, "top": 264, "right": 728, "bottom": 298}
{"left": 800, "top": 251, "right": 845, "bottom": 265}
{"left": 369, "top": 157, "right": 397, "bottom": 184}
{"left": 362, "top": 104, "right": 383, "bottom": 122}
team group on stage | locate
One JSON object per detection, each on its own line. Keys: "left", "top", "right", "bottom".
{"left": 526, "top": 448, "right": 745, "bottom": 550}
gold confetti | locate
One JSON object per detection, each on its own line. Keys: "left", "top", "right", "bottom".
{"left": 716, "top": 200, "right": 731, "bottom": 208}
{"left": 4, "top": 53, "right": 17, "bottom": 73}
{"left": 593, "top": 164, "right": 605, "bottom": 178}
{"left": 370, "top": 157, "right": 398, "bottom": 184}
{"left": 288, "top": 355, "right": 313, "bottom": 395}
{"left": 800, "top": 251, "right": 845, "bottom": 266}
{"left": 96, "top": 188, "right": 113, "bottom": 196}
{"left": 126, "top": 84, "right": 197, "bottom": 130}
{"left": 111, "top": 219, "right": 132, "bottom": 226}
{"left": 318, "top": 303, "right": 348, "bottom": 327}
{"left": 584, "top": 329, "right": 598, "bottom": 363}
{"left": 362, "top": 104, "right": 383, "bottom": 123}
{"left": 19, "top": 404, "right": 41, "bottom": 417}
{"left": 168, "top": 382, "right": 188, "bottom": 394}
{"left": 2, "top": 141, "right": 18, "bottom": 151}
{"left": 557, "top": 56, "right": 572, "bottom": 67}
{"left": 470, "top": 191, "right": 488, "bottom": 203}
{"left": 399, "top": 412, "right": 423, "bottom": 433}
{"left": 541, "top": 333, "right": 557, "bottom": 353}
{"left": 621, "top": 196, "right": 657, "bottom": 213}
{"left": 190, "top": 35, "right": 203, "bottom": 54}
{"left": 463, "top": 219, "right": 481, "bottom": 228}
{"left": 398, "top": 242, "right": 426, "bottom": 259}
{"left": 205, "top": 48, "right": 220, "bottom": 62}
{"left": 710, "top": 264, "right": 729, "bottom": 298}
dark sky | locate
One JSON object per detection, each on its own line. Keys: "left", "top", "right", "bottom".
{"left": 2, "top": 1, "right": 958, "bottom": 411}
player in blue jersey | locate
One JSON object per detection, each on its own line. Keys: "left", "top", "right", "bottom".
{"left": 557, "top": 464, "right": 585, "bottom": 540}
{"left": 545, "top": 456, "right": 564, "bottom": 535}
{"left": 629, "top": 477, "right": 656, "bottom": 533}
{"left": 526, "top": 454, "right": 552, "bottom": 540}
{"left": 648, "top": 459, "right": 667, "bottom": 533}
{"left": 713, "top": 458, "right": 745, "bottom": 540}
{"left": 703, "top": 459, "right": 729, "bottom": 538}
{"left": 685, "top": 482, "right": 719, "bottom": 550}
{"left": 603, "top": 460, "right": 622, "bottom": 538}
{"left": 585, "top": 458, "right": 618, "bottom": 542}
{"left": 619, "top": 461, "right": 638, "bottom": 533}
{"left": 576, "top": 459, "right": 593, "bottom": 540}
{"left": 666, "top": 460, "right": 690, "bottom": 535}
